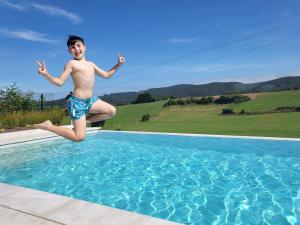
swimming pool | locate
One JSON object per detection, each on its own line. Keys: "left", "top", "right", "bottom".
{"left": 0, "top": 131, "right": 299, "bottom": 225}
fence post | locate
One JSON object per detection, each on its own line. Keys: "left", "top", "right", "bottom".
{"left": 40, "top": 94, "right": 44, "bottom": 111}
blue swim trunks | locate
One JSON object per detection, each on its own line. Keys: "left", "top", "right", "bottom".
{"left": 67, "top": 95, "right": 100, "bottom": 120}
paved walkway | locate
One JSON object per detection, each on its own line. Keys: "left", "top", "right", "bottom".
{"left": 0, "top": 183, "right": 182, "bottom": 225}
{"left": 0, "top": 126, "right": 99, "bottom": 146}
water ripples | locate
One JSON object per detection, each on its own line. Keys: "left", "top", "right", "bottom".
{"left": 0, "top": 132, "right": 300, "bottom": 225}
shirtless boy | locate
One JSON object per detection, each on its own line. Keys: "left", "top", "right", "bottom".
{"left": 34, "top": 35, "right": 125, "bottom": 141}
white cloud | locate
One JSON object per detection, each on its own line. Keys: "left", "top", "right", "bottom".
{"left": 31, "top": 3, "right": 82, "bottom": 24}
{"left": 167, "top": 37, "right": 196, "bottom": 44}
{"left": 0, "top": 28, "right": 60, "bottom": 43}
{"left": 0, "top": 0, "right": 26, "bottom": 11}
{"left": 0, "top": 1, "right": 82, "bottom": 24}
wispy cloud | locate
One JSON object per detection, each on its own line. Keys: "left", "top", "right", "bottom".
{"left": 166, "top": 37, "right": 196, "bottom": 44}
{"left": 0, "top": 0, "right": 26, "bottom": 11}
{"left": 31, "top": 3, "right": 82, "bottom": 24}
{"left": 0, "top": 1, "right": 82, "bottom": 24}
{"left": 0, "top": 28, "right": 60, "bottom": 43}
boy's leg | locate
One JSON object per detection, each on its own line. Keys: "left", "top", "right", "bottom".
{"left": 87, "top": 100, "right": 116, "bottom": 123}
{"left": 34, "top": 116, "right": 86, "bottom": 142}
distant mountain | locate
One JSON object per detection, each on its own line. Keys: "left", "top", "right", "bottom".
{"left": 46, "top": 76, "right": 300, "bottom": 106}
{"left": 101, "top": 76, "right": 300, "bottom": 105}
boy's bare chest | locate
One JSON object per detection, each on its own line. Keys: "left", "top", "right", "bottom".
{"left": 72, "top": 61, "right": 94, "bottom": 75}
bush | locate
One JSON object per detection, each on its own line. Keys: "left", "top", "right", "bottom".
{"left": 198, "top": 96, "right": 214, "bottom": 104}
{"left": 0, "top": 83, "right": 37, "bottom": 113}
{"left": 214, "top": 95, "right": 251, "bottom": 104}
{"left": 232, "top": 95, "right": 251, "bottom": 103}
{"left": 239, "top": 109, "right": 245, "bottom": 114}
{"left": 275, "top": 106, "right": 300, "bottom": 112}
{"left": 176, "top": 99, "right": 186, "bottom": 105}
{"left": 163, "top": 99, "right": 176, "bottom": 107}
{"left": 221, "top": 108, "right": 235, "bottom": 115}
{"left": 140, "top": 114, "right": 150, "bottom": 122}
{"left": 0, "top": 108, "right": 65, "bottom": 129}
{"left": 132, "top": 93, "right": 156, "bottom": 104}
{"left": 214, "top": 96, "right": 233, "bottom": 104}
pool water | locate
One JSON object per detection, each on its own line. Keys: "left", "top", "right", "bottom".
{"left": 0, "top": 131, "right": 300, "bottom": 225}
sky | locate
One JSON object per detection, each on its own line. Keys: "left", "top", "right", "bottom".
{"left": 1, "top": 0, "right": 300, "bottom": 100}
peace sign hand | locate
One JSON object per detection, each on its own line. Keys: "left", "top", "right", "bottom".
{"left": 36, "top": 60, "right": 48, "bottom": 76}
{"left": 118, "top": 52, "right": 125, "bottom": 65}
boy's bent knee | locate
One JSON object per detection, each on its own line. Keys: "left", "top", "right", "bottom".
{"left": 74, "top": 134, "right": 86, "bottom": 142}
{"left": 109, "top": 107, "right": 117, "bottom": 117}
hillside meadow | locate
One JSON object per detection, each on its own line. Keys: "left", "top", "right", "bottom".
{"left": 104, "top": 90, "right": 300, "bottom": 138}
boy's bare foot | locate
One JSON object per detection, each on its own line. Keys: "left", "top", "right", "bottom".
{"left": 33, "top": 120, "right": 53, "bottom": 130}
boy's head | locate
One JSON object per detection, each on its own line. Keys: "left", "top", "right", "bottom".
{"left": 67, "top": 35, "right": 86, "bottom": 60}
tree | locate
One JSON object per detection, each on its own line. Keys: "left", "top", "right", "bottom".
{"left": 132, "top": 92, "right": 156, "bottom": 104}
{"left": 0, "top": 83, "right": 37, "bottom": 113}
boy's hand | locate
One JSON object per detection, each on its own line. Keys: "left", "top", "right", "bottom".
{"left": 118, "top": 53, "right": 125, "bottom": 65}
{"left": 36, "top": 60, "right": 48, "bottom": 76}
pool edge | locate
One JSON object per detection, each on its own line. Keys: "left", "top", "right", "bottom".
{"left": 100, "top": 130, "right": 300, "bottom": 142}
{"left": 0, "top": 182, "right": 182, "bottom": 225}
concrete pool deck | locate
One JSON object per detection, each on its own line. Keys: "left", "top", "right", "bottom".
{"left": 0, "top": 125, "right": 100, "bottom": 146}
{"left": 0, "top": 127, "right": 182, "bottom": 225}
{"left": 0, "top": 183, "right": 181, "bottom": 225}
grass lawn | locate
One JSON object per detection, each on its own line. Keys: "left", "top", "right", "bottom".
{"left": 104, "top": 90, "right": 300, "bottom": 138}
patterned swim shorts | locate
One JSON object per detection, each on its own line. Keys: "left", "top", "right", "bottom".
{"left": 67, "top": 95, "right": 100, "bottom": 120}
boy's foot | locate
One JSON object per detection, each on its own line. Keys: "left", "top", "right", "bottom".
{"left": 33, "top": 120, "right": 53, "bottom": 130}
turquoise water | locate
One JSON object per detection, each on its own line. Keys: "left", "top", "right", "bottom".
{"left": 0, "top": 131, "right": 300, "bottom": 225}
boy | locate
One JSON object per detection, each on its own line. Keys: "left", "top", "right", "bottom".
{"left": 34, "top": 35, "right": 125, "bottom": 141}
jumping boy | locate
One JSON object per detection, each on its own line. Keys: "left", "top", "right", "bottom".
{"left": 34, "top": 35, "right": 125, "bottom": 141}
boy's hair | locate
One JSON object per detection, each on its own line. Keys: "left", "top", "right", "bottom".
{"left": 67, "top": 35, "right": 85, "bottom": 47}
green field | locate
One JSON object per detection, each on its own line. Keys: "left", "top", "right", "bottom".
{"left": 104, "top": 90, "right": 300, "bottom": 138}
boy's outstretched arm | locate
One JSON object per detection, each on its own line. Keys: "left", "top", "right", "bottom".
{"left": 93, "top": 53, "right": 125, "bottom": 78}
{"left": 36, "top": 60, "right": 72, "bottom": 86}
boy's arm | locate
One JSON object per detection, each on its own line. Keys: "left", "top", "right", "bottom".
{"left": 93, "top": 53, "right": 125, "bottom": 79}
{"left": 36, "top": 60, "right": 72, "bottom": 86}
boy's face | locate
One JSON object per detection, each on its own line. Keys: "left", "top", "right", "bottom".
{"left": 68, "top": 41, "right": 86, "bottom": 60}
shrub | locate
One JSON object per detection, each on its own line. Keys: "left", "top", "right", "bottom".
{"left": 214, "top": 96, "right": 233, "bottom": 104}
{"left": 215, "top": 95, "right": 251, "bottom": 104}
{"left": 176, "top": 99, "right": 186, "bottom": 105}
{"left": 140, "top": 114, "right": 150, "bottom": 122}
{"left": 132, "top": 93, "right": 156, "bottom": 104}
{"left": 163, "top": 99, "right": 176, "bottom": 107}
{"left": 0, "top": 83, "right": 37, "bottom": 113}
{"left": 232, "top": 95, "right": 251, "bottom": 103}
{"left": 275, "top": 106, "right": 300, "bottom": 112}
{"left": 0, "top": 108, "right": 65, "bottom": 129}
{"left": 239, "top": 109, "right": 245, "bottom": 114}
{"left": 199, "top": 96, "right": 214, "bottom": 104}
{"left": 186, "top": 98, "right": 192, "bottom": 104}
{"left": 221, "top": 108, "right": 235, "bottom": 115}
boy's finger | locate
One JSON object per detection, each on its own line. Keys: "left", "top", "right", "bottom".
{"left": 36, "top": 60, "right": 42, "bottom": 67}
{"left": 42, "top": 60, "right": 46, "bottom": 67}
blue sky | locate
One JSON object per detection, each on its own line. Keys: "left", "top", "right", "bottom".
{"left": 1, "top": 0, "right": 300, "bottom": 100}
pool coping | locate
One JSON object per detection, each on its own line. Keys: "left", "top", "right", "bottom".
{"left": 101, "top": 130, "right": 300, "bottom": 142}
{"left": 0, "top": 125, "right": 100, "bottom": 146}
{"left": 0, "top": 183, "right": 182, "bottom": 225}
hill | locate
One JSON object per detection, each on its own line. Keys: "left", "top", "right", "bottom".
{"left": 104, "top": 90, "right": 300, "bottom": 138}
{"left": 101, "top": 76, "right": 300, "bottom": 105}
{"left": 46, "top": 76, "right": 300, "bottom": 106}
